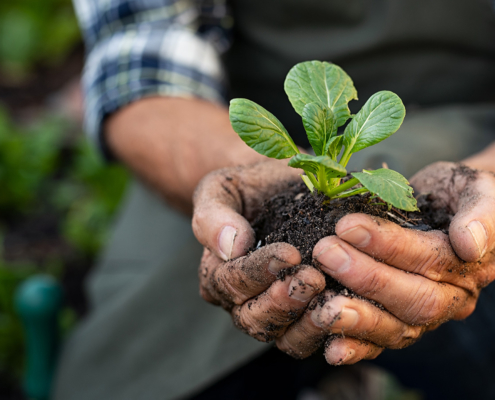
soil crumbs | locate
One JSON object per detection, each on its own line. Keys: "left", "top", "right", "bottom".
{"left": 252, "top": 180, "right": 452, "bottom": 296}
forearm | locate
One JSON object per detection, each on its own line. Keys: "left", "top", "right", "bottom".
{"left": 463, "top": 141, "right": 495, "bottom": 173}
{"left": 105, "top": 96, "right": 266, "bottom": 213}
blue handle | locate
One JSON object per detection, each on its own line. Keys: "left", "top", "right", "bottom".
{"left": 15, "top": 275, "right": 63, "bottom": 400}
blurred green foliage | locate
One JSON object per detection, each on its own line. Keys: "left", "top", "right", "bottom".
{"left": 0, "top": 258, "right": 36, "bottom": 382}
{"left": 0, "top": 105, "right": 129, "bottom": 383}
{"left": 0, "top": 0, "right": 80, "bottom": 79}
{"left": 0, "top": 107, "right": 128, "bottom": 254}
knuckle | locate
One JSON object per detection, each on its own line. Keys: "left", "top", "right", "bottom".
{"left": 191, "top": 208, "right": 208, "bottom": 239}
{"left": 453, "top": 298, "right": 477, "bottom": 320}
{"left": 366, "top": 310, "right": 383, "bottom": 334}
{"left": 264, "top": 294, "right": 290, "bottom": 316}
{"left": 210, "top": 265, "right": 248, "bottom": 305}
{"left": 233, "top": 305, "right": 277, "bottom": 342}
{"left": 380, "top": 238, "right": 407, "bottom": 266}
{"left": 420, "top": 253, "right": 445, "bottom": 279}
{"left": 365, "top": 345, "right": 383, "bottom": 360}
{"left": 275, "top": 337, "right": 310, "bottom": 360}
{"left": 275, "top": 336, "right": 298, "bottom": 356}
{"left": 199, "top": 285, "right": 219, "bottom": 305}
{"left": 354, "top": 266, "right": 387, "bottom": 297}
{"left": 232, "top": 306, "right": 253, "bottom": 333}
{"left": 408, "top": 286, "right": 445, "bottom": 325}
{"left": 390, "top": 325, "right": 422, "bottom": 349}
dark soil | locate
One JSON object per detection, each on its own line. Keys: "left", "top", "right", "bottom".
{"left": 252, "top": 178, "right": 453, "bottom": 296}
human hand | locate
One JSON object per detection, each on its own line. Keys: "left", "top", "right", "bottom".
{"left": 278, "top": 162, "right": 495, "bottom": 364}
{"left": 192, "top": 160, "right": 327, "bottom": 342}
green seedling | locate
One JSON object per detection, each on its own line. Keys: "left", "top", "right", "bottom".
{"left": 229, "top": 60, "right": 418, "bottom": 211}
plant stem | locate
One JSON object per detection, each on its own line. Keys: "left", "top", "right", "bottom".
{"left": 325, "top": 177, "right": 360, "bottom": 197}
{"left": 317, "top": 166, "right": 328, "bottom": 193}
{"left": 339, "top": 147, "right": 352, "bottom": 167}
{"left": 301, "top": 175, "right": 315, "bottom": 193}
{"left": 333, "top": 187, "right": 369, "bottom": 199}
{"left": 328, "top": 177, "right": 341, "bottom": 191}
{"left": 306, "top": 173, "right": 319, "bottom": 191}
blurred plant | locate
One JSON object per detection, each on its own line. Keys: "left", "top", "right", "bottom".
{"left": 0, "top": 107, "right": 62, "bottom": 215}
{"left": 0, "top": 0, "right": 81, "bottom": 81}
{"left": 54, "top": 138, "right": 129, "bottom": 255}
{"left": 0, "top": 106, "right": 129, "bottom": 254}
{"left": 0, "top": 104, "right": 128, "bottom": 384}
{"left": 0, "top": 256, "right": 36, "bottom": 382}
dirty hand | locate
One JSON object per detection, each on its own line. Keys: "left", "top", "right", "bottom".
{"left": 281, "top": 162, "right": 495, "bottom": 365}
{"left": 193, "top": 160, "right": 327, "bottom": 342}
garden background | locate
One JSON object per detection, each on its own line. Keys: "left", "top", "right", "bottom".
{"left": 0, "top": 1, "right": 129, "bottom": 398}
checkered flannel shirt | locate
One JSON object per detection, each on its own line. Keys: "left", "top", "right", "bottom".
{"left": 73, "top": 0, "right": 232, "bottom": 157}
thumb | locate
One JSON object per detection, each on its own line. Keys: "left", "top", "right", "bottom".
{"left": 192, "top": 169, "right": 255, "bottom": 261}
{"left": 449, "top": 171, "right": 495, "bottom": 262}
{"left": 193, "top": 160, "right": 302, "bottom": 261}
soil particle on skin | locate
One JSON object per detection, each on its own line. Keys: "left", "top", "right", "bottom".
{"left": 251, "top": 180, "right": 452, "bottom": 298}
{"left": 276, "top": 265, "right": 300, "bottom": 281}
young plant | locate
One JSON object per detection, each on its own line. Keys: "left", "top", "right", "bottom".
{"left": 229, "top": 60, "right": 418, "bottom": 211}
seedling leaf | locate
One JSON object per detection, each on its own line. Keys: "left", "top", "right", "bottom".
{"left": 343, "top": 91, "right": 405, "bottom": 155}
{"left": 284, "top": 61, "right": 358, "bottom": 127}
{"left": 288, "top": 154, "right": 347, "bottom": 180}
{"left": 229, "top": 98, "right": 299, "bottom": 159}
{"left": 351, "top": 169, "right": 418, "bottom": 211}
{"left": 324, "top": 135, "right": 343, "bottom": 160}
{"left": 302, "top": 103, "right": 337, "bottom": 156}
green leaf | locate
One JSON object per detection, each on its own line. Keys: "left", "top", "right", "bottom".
{"left": 343, "top": 91, "right": 405, "bottom": 155}
{"left": 288, "top": 154, "right": 347, "bottom": 180}
{"left": 284, "top": 61, "right": 358, "bottom": 127}
{"left": 302, "top": 103, "right": 337, "bottom": 156}
{"left": 324, "top": 135, "right": 343, "bottom": 160}
{"left": 351, "top": 169, "right": 418, "bottom": 211}
{"left": 229, "top": 98, "right": 299, "bottom": 159}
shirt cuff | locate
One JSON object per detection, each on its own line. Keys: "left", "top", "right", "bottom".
{"left": 82, "top": 24, "right": 226, "bottom": 160}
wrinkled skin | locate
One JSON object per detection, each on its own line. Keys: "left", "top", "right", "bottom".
{"left": 192, "top": 160, "right": 495, "bottom": 365}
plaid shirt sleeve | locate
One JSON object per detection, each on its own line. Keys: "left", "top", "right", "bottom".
{"left": 73, "top": 0, "right": 230, "bottom": 158}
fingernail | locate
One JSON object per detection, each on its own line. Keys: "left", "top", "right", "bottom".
{"left": 327, "top": 346, "right": 355, "bottom": 365}
{"left": 218, "top": 226, "right": 237, "bottom": 261}
{"left": 339, "top": 226, "right": 371, "bottom": 247}
{"left": 315, "top": 244, "right": 351, "bottom": 274}
{"left": 289, "top": 278, "right": 313, "bottom": 302}
{"left": 467, "top": 220, "right": 488, "bottom": 258}
{"left": 268, "top": 259, "right": 292, "bottom": 275}
{"left": 331, "top": 307, "right": 359, "bottom": 330}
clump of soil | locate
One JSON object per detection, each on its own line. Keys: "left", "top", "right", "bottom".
{"left": 251, "top": 178, "right": 452, "bottom": 294}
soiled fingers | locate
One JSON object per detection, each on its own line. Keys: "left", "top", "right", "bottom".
{"left": 193, "top": 162, "right": 301, "bottom": 261}
{"left": 335, "top": 214, "right": 474, "bottom": 290}
{"left": 232, "top": 266, "right": 325, "bottom": 342}
{"left": 325, "top": 337, "right": 383, "bottom": 365}
{"left": 410, "top": 163, "right": 495, "bottom": 262}
{"left": 314, "top": 236, "right": 471, "bottom": 326}
{"left": 276, "top": 291, "right": 422, "bottom": 359}
{"left": 199, "top": 243, "right": 301, "bottom": 310}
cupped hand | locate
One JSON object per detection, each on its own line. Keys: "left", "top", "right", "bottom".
{"left": 281, "top": 162, "right": 495, "bottom": 365}
{"left": 193, "top": 160, "right": 327, "bottom": 342}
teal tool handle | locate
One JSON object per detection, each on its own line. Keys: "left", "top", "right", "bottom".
{"left": 15, "top": 275, "right": 63, "bottom": 400}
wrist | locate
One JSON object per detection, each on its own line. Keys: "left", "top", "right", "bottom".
{"left": 104, "top": 96, "right": 266, "bottom": 213}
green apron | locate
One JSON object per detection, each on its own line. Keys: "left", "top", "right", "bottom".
{"left": 54, "top": 1, "right": 495, "bottom": 399}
